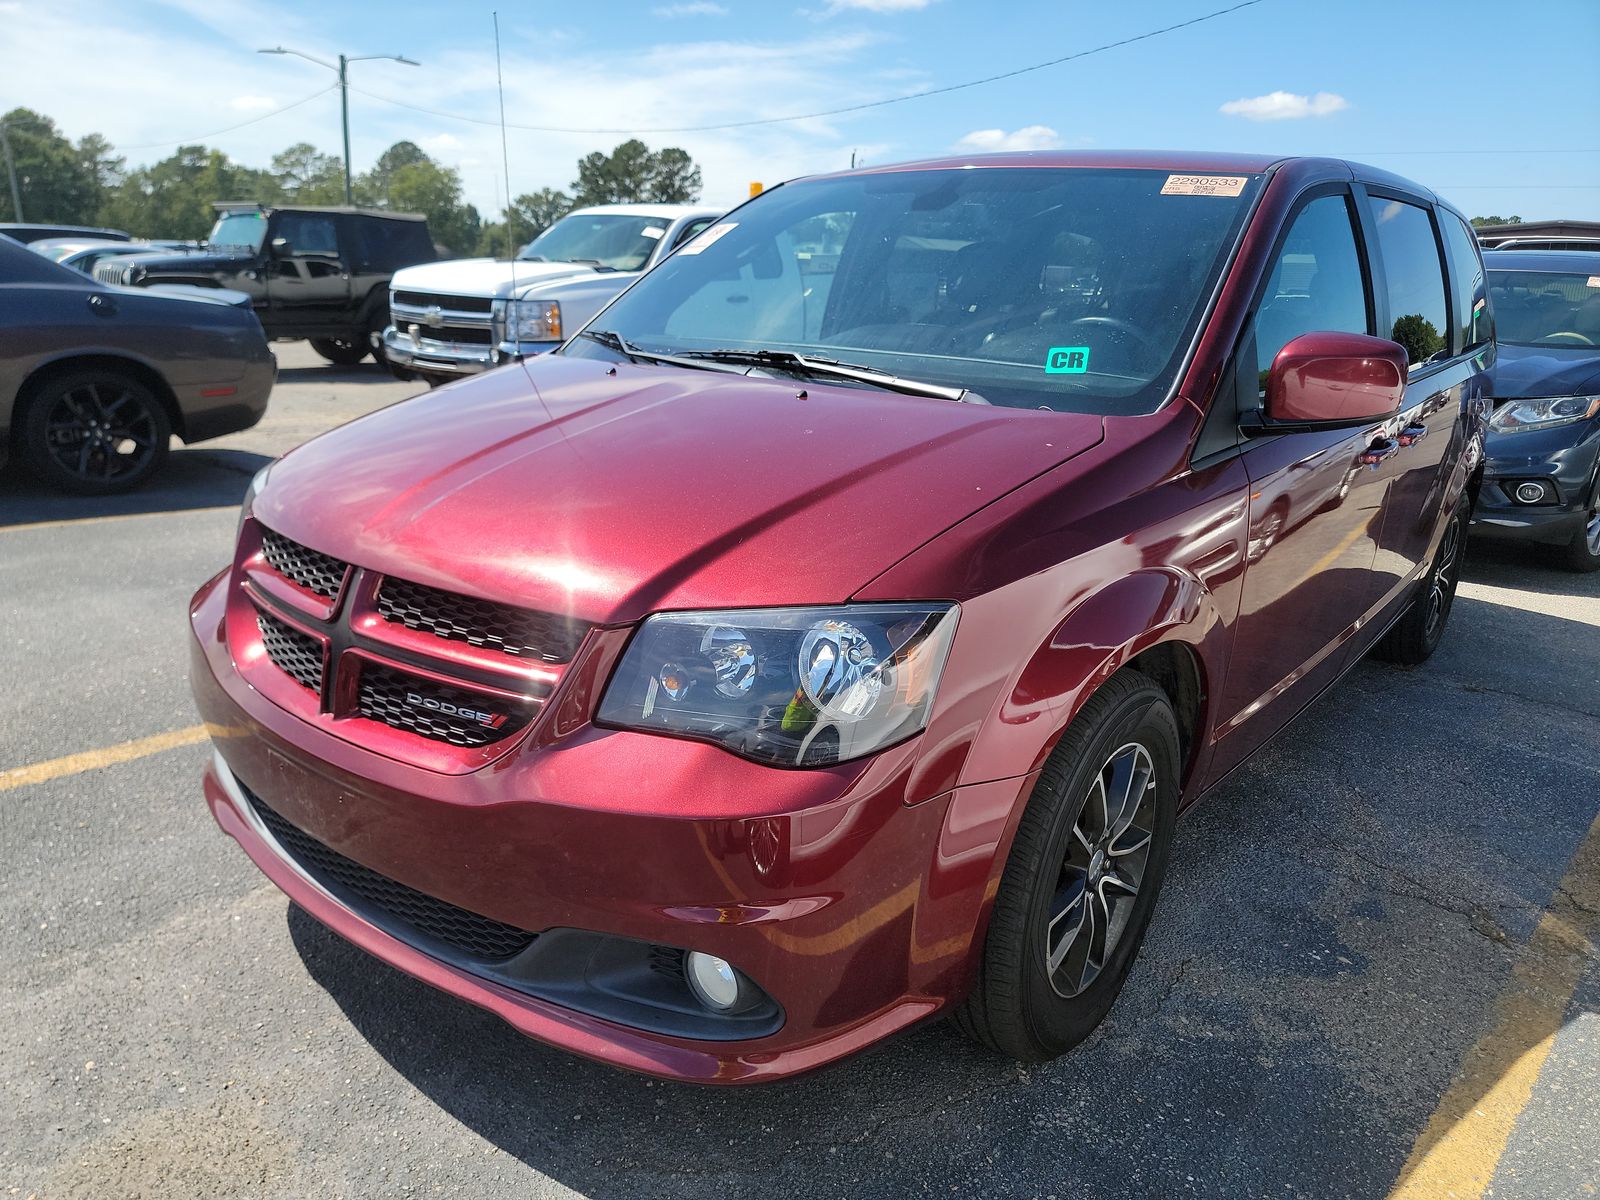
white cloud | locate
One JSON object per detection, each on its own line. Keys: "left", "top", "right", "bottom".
{"left": 1219, "top": 90, "right": 1348, "bottom": 121}
{"left": 652, "top": 1, "right": 728, "bottom": 15}
{"left": 956, "top": 125, "right": 1063, "bottom": 152}
{"left": 824, "top": 0, "right": 933, "bottom": 11}
{"left": 228, "top": 95, "right": 277, "bottom": 112}
{"left": 421, "top": 133, "right": 462, "bottom": 153}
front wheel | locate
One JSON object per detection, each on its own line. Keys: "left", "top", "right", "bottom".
{"left": 310, "top": 336, "right": 371, "bottom": 366}
{"left": 1373, "top": 495, "right": 1469, "bottom": 665}
{"left": 954, "top": 670, "right": 1180, "bottom": 1061}
{"left": 1560, "top": 493, "right": 1600, "bottom": 573}
{"left": 19, "top": 369, "right": 171, "bottom": 494}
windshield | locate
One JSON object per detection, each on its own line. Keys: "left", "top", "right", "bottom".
{"left": 518, "top": 213, "right": 671, "bottom": 270}
{"left": 561, "top": 168, "right": 1262, "bottom": 414}
{"left": 207, "top": 210, "right": 268, "bottom": 252}
{"left": 1488, "top": 269, "right": 1600, "bottom": 348}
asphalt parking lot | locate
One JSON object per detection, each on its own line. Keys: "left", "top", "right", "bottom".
{"left": 2, "top": 341, "right": 1597, "bottom": 1199}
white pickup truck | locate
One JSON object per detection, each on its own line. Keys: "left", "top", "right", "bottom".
{"left": 381, "top": 203, "right": 723, "bottom": 384}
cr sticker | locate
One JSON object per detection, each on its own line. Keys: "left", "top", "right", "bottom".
{"left": 1046, "top": 346, "right": 1091, "bottom": 374}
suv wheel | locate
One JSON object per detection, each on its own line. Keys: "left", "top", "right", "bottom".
{"left": 1560, "top": 489, "right": 1600, "bottom": 573}
{"left": 19, "top": 369, "right": 171, "bottom": 495}
{"left": 955, "top": 670, "right": 1179, "bottom": 1061}
{"left": 310, "top": 336, "right": 371, "bottom": 366}
{"left": 1374, "top": 495, "right": 1469, "bottom": 665}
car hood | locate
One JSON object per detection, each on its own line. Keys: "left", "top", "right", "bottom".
{"left": 1488, "top": 344, "right": 1600, "bottom": 399}
{"left": 256, "top": 355, "right": 1105, "bottom": 626}
{"left": 135, "top": 249, "right": 249, "bottom": 273}
{"left": 390, "top": 257, "right": 599, "bottom": 299}
{"left": 139, "top": 283, "right": 252, "bottom": 308}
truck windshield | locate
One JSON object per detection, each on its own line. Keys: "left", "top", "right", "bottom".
{"left": 560, "top": 167, "right": 1263, "bottom": 414}
{"left": 1488, "top": 269, "right": 1600, "bottom": 348}
{"left": 517, "top": 214, "right": 670, "bottom": 271}
{"left": 208, "top": 211, "right": 268, "bottom": 252}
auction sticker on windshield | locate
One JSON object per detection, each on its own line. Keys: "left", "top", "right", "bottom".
{"left": 1160, "top": 174, "right": 1247, "bottom": 197}
{"left": 1045, "top": 346, "right": 1091, "bottom": 374}
{"left": 678, "top": 223, "right": 737, "bottom": 254}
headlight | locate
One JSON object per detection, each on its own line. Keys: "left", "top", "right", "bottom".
{"left": 597, "top": 604, "right": 959, "bottom": 767}
{"left": 505, "top": 298, "right": 562, "bottom": 342}
{"left": 1488, "top": 395, "right": 1600, "bottom": 434}
{"left": 238, "top": 462, "right": 272, "bottom": 539}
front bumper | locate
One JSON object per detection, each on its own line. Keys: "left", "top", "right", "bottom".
{"left": 189, "top": 569, "right": 1014, "bottom": 1083}
{"left": 381, "top": 326, "right": 556, "bottom": 377}
{"left": 1470, "top": 421, "right": 1600, "bottom": 545}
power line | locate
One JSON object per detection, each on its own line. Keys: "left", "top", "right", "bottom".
{"left": 117, "top": 85, "right": 339, "bottom": 151}
{"left": 348, "top": 0, "right": 1270, "bottom": 135}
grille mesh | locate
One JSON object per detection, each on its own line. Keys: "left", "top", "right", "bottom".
{"left": 376, "top": 577, "right": 586, "bottom": 663}
{"left": 260, "top": 528, "right": 349, "bottom": 602}
{"left": 357, "top": 662, "right": 532, "bottom": 748}
{"left": 242, "top": 783, "right": 538, "bottom": 961}
{"left": 393, "top": 290, "right": 494, "bottom": 313}
{"left": 257, "top": 609, "right": 324, "bottom": 693}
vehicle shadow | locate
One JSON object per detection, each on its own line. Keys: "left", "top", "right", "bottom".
{"left": 1463, "top": 533, "right": 1600, "bottom": 596}
{"left": 0, "top": 447, "right": 269, "bottom": 527}
{"left": 275, "top": 361, "right": 399, "bottom": 386}
{"left": 285, "top": 596, "right": 1600, "bottom": 1198}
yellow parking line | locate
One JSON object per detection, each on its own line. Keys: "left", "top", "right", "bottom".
{"left": 0, "top": 725, "right": 210, "bottom": 793}
{"left": 0, "top": 506, "right": 234, "bottom": 534}
{"left": 1388, "top": 808, "right": 1600, "bottom": 1199}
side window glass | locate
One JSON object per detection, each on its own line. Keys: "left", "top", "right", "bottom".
{"left": 670, "top": 218, "right": 715, "bottom": 251}
{"left": 1369, "top": 198, "right": 1449, "bottom": 369}
{"left": 277, "top": 214, "right": 339, "bottom": 258}
{"left": 1252, "top": 193, "right": 1369, "bottom": 391}
{"left": 1442, "top": 213, "right": 1491, "bottom": 352}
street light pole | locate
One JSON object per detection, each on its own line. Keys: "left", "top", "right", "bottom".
{"left": 258, "top": 47, "right": 418, "bottom": 207}
{"left": 0, "top": 121, "right": 23, "bottom": 222}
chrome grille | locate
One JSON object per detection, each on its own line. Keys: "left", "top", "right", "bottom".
{"left": 260, "top": 527, "right": 349, "bottom": 602}
{"left": 376, "top": 577, "right": 587, "bottom": 663}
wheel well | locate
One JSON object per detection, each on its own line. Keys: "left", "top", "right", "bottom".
{"left": 14, "top": 355, "right": 184, "bottom": 442}
{"left": 1123, "top": 642, "right": 1206, "bottom": 790}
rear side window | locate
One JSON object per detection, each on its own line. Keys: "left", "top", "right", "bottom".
{"left": 1441, "top": 213, "right": 1492, "bottom": 352}
{"left": 1252, "top": 193, "right": 1370, "bottom": 389}
{"left": 1369, "top": 197, "right": 1449, "bottom": 370}
{"left": 276, "top": 213, "right": 339, "bottom": 257}
{"left": 352, "top": 218, "right": 434, "bottom": 271}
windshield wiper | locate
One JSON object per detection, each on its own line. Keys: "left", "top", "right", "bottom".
{"left": 577, "top": 329, "right": 748, "bottom": 375}
{"left": 680, "top": 348, "right": 971, "bottom": 402}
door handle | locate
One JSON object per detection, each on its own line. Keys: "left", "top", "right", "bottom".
{"left": 86, "top": 293, "right": 116, "bottom": 318}
{"left": 1358, "top": 437, "right": 1399, "bottom": 467}
{"left": 1397, "top": 422, "right": 1428, "bottom": 448}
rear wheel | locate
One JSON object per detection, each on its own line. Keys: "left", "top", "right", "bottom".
{"left": 954, "top": 670, "right": 1180, "bottom": 1061}
{"left": 310, "top": 336, "right": 370, "bottom": 366}
{"left": 1374, "top": 495, "right": 1469, "bottom": 665}
{"left": 19, "top": 368, "right": 171, "bottom": 495}
{"left": 1559, "top": 492, "right": 1600, "bottom": 573}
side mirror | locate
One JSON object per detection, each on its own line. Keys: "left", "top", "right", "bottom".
{"left": 1259, "top": 331, "right": 1407, "bottom": 431}
{"left": 270, "top": 236, "right": 293, "bottom": 257}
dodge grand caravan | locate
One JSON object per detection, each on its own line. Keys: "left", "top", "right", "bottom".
{"left": 189, "top": 152, "right": 1488, "bottom": 1083}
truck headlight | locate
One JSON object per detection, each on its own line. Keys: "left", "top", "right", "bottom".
{"left": 506, "top": 299, "right": 562, "bottom": 343}
{"left": 1488, "top": 395, "right": 1600, "bottom": 434}
{"left": 597, "top": 604, "right": 959, "bottom": 767}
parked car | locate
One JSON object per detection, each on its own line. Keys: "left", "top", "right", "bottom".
{"left": 32, "top": 237, "right": 197, "bottom": 273}
{"left": 382, "top": 203, "right": 721, "bottom": 385}
{"left": 1476, "top": 219, "right": 1600, "bottom": 253}
{"left": 190, "top": 152, "right": 1486, "bottom": 1083}
{"left": 1470, "top": 248, "right": 1600, "bottom": 570}
{"left": 0, "top": 234, "right": 274, "bottom": 493}
{"left": 0, "top": 222, "right": 130, "bottom": 245}
{"left": 96, "top": 203, "right": 435, "bottom": 366}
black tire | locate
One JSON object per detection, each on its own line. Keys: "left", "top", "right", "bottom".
{"left": 954, "top": 670, "right": 1180, "bottom": 1061}
{"left": 1373, "top": 495, "right": 1469, "bottom": 665}
{"left": 310, "top": 336, "right": 371, "bottom": 366}
{"left": 19, "top": 368, "right": 171, "bottom": 495}
{"left": 1559, "top": 491, "right": 1600, "bottom": 573}
{"left": 366, "top": 308, "right": 391, "bottom": 367}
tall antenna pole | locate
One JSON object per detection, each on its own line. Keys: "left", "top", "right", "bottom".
{"left": 493, "top": 12, "right": 516, "bottom": 263}
{"left": 0, "top": 121, "right": 23, "bottom": 222}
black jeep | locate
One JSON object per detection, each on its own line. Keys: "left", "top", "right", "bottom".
{"left": 96, "top": 204, "right": 435, "bottom": 366}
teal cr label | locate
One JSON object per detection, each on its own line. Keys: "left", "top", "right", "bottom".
{"left": 1045, "top": 346, "right": 1090, "bottom": 374}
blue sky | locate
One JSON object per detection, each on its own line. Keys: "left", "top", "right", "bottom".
{"left": 5, "top": 0, "right": 1597, "bottom": 220}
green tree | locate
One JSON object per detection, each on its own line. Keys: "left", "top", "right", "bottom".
{"left": 0, "top": 107, "right": 100, "bottom": 223}
{"left": 358, "top": 140, "right": 431, "bottom": 207}
{"left": 271, "top": 142, "right": 345, "bottom": 204}
{"left": 508, "top": 187, "right": 573, "bottom": 240}
{"left": 571, "top": 139, "right": 702, "bottom": 207}
{"left": 389, "top": 158, "right": 480, "bottom": 254}
{"left": 101, "top": 145, "right": 279, "bottom": 240}
{"left": 77, "top": 133, "right": 125, "bottom": 224}
{"left": 1470, "top": 215, "right": 1522, "bottom": 228}
{"left": 1391, "top": 313, "right": 1445, "bottom": 367}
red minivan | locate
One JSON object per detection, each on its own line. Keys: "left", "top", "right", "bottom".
{"left": 190, "top": 152, "right": 1489, "bottom": 1083}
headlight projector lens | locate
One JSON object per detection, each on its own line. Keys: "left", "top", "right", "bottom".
{"left": 798, "top": 619, "right": 883, "bottom": 718}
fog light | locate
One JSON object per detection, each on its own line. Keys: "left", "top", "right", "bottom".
{"left": 1514, "top": 482, "right": 1548, "bottom": 504}
{"left": 685, "top": 951, "right": 742, "bottom": 1012}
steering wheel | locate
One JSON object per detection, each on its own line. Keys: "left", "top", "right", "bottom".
{"left": 1543, "top": 331, "right": 1595, "bottom": 346}
{"left": 1067, "top": 315, "right": 1159, "bottom": 357}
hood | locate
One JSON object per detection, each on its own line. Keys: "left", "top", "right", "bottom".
{"left": 1488, "top": 343, "right": 1600, "bottom": 399}
{"left": 137, "top": 249, "right": 249, "bottom": 273}
{"left": 390, "top": 257, "right": 598, "bottom": 299}
{"left": 140, "top": 283, "right": 252, "bottom": 308}
{"left": 257, "top": 355, "right": 1104, "bottom": 626}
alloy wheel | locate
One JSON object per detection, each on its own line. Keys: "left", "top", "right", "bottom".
{"left": 43, "top": 380, "right": 160, "bottom": 486}
{"left": 1045, "top": 741, "right": 1157, "bottom": 998}
{"left": 1424, "top": 511, "right": 1463, "bottom": 641}
{"left": 1586, "top": 503, "right": 1600, "bottom": 558}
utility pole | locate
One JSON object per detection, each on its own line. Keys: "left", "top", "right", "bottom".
{"left": 259, "top": 46, "right": 418, "bottom": 206}
{"left": 0, "top": 120, "right": 23, "bottom": 222}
